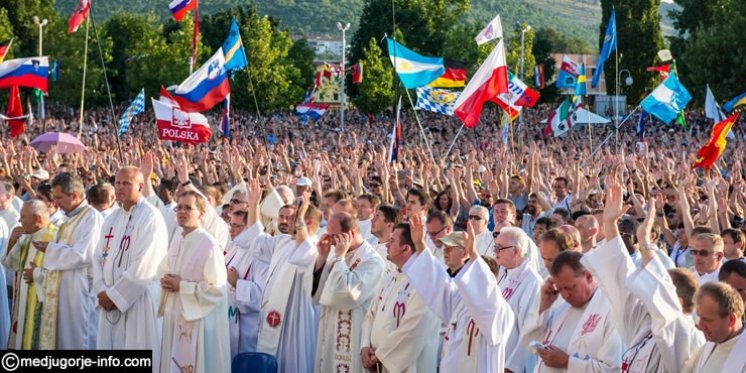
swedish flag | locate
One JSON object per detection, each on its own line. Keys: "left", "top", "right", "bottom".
{"left": 222, "top": 19, "right": 248, "bottom": 72}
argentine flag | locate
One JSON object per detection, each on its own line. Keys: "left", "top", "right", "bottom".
{"left": 640, "top": 74, "right": 692, "bottom": 124}
{"left": 387, "top": 39, "right": 444, "bottom": 89}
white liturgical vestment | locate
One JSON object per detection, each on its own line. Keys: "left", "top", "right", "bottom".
{"left": 93, "top": 196, "right": 169, "bottom": 357}
{"left": 403, "top": 250, "right": 515, "bottom": 373}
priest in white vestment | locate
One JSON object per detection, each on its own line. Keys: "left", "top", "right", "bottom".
{"left": 225, "top": 209, "right": 269, "bottom": 357}
{"left": 93, "top": 167, "right": 169, "bottom": 358}
{"left": 403, "top": 215, "right": 515, "bottom": 373}
{"left": 583, "top": 189, "right": 704, "bottom": 373}
{"left": 522, "top": 250, "right": 623, "bottom": 372}
{"left": 469, "top": 206, "right": 494, "bottom": 256}
{"left": 682, "top": 281, "right": 746, "bottom": 372}
{"left": 249, "top": 184, "right": 322, "bottom": 373}
{"left": 2, "top": 200, "right": 57, "bottom": 349}
{"left": 35, "top": 173, "right": 102, "bottom": 349}
{"left": 309, "top": 211, "right": 386, "bottom": 373}
{"left": 158, "top": 191, "right": 230, "bottom": 373}
{"left": 689, "top": 233, "right": 725, "bottom": 285}
{"left": 494, "top": 227, "right": 543, "bottom": 373}
{"left": 360, "top": 222, "right": 440, "bottom": 372}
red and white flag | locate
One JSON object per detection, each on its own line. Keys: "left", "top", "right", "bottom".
{"left": 453, "top": 39, "right": 509, "bottom": 128}
{"left": 475, "top": 14, "right": 503, "bottom": 46}
{"left": 151, "top": 98, "right": 211, "bottom": 144}
{"left": 68, "top": 0, "right": 90, "bottom": 34}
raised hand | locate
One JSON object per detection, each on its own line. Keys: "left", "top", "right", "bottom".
{"left": 409, "top": 213, "right": 426, "bottom": 253}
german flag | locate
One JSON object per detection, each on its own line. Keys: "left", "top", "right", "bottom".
{"left": 0, "top": 39, "right": 12, "bottom": 63}
{"left": 428, "top": 59, "right": 466, "bottom": 88}
{"left": 693, "top": 113, "right": 739, "bottom": 170}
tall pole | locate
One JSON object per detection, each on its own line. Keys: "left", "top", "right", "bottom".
{"left": 78, "top": 17, "right": 90, "bottom": 136}
{"left": 34, "top": 17, "right": 47, "bottom": 127}
{"left": 614, "top": 42, "right": 619, "bottom": 151}
{"left": 518, "top": 24, "right": 530, "bottom": 127}
{"left": 337, "top": 22, "right": 350, "bottom": 128}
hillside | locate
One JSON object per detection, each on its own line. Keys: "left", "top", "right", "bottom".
{"left": 57, "top": 0, "right": 678, "bottom": 51}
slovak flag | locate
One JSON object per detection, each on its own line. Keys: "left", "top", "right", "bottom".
{"left": 68, "top": 0, "right": 90, "bottom": 34}
{"left": 0, "top": 57, "right": 49, "bottom": 92}
{"left": 170, "top": 0, "right": 197, "bottom": 22}
{"left": 171, "top": 49, "right": 230, "bottom": 112}
{"left": 152, "top": 98, "right": 211, "bottom": 144}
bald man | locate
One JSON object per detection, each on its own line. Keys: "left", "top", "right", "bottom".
{"left": 92, "top": 167, "right": 169, "bottom": 358}
{"left": 574, "top": 215, "right": 599, "bottom": 253}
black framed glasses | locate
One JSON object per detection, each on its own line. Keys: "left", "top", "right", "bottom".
{"left": 468, "top": 215, "right": 484, "bottom": 221}
{"left": 494, "top": 244, "right": 515, "bottom": 252}
{"left": 230, "top": 198, "right": 247, "bottom": 205}
{"left": 427, "top": 226, "right": 447, "bottom": 237}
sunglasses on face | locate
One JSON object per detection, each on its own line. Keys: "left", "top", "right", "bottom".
{"left": 690, "top": 249, "right": 719, "bottom": 257}
{"left": 468, "top": 215, "right": 484, "bottom": 221}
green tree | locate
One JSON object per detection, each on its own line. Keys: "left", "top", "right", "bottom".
{"left": 287, "top": 38, "right": 316, "bottom": 90}
{"left": 0, "top": 9, "right": 14, "bottom": 43}
{"left": 505, "top": 22, "right": 536, "bottom": 81}
{"left": 677, "top": 1, "right": 746, "bottom": 101}
{"left": 0, "top": 0, "right": 57, "bottom": 55}
{"left": 599, "top": 0, "right": 664, "bottom": 102}
{"left": 351, "top": 37, "right": 393, "bottom": 114}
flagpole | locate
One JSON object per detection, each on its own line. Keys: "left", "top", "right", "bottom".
{"left": 245, "top": 67, "right": 274, "bottom": 171}
{"left": 444, "top": 123, "right": 465, "bottom": 160}
{"left": 587, "top": 93, "right": 591, "bottom": 151}
{"left": 190, "top": 1, "right": 199, "bottom": 74}
{"left": 403, "top": 87, "right": 437, "bottom": 164}
{"left": 89, "top": 2, "right": 124, "bottom": 162}
{"left": 614, "top": 30, "right": 619, "bottom": 152}
{"left": 592, "top": 105, "right": 640, "bottom": 157}
{"left": 77, "top": 17, "right": 90, "bottom": 136}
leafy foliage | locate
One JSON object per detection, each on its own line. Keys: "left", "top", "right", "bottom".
{"left": 351, "top": 37, "right": 393, "bottom": 115}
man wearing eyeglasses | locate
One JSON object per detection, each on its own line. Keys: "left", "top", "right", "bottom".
{"left": 493, "top": 227, "right": 543, "bottom": 373}
{"left": 469, "top": 206, "right": 493, "bottom": 256}
{"left": 225, "top": 209, "right": 269, "bottom": 358}
{"left": 425, "top": 211, "right": 453, "bottom": 261}
{"left": 690, "top": 233, "right": 725, "bottom": 285}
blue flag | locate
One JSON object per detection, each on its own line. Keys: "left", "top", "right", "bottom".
{"left": 640, "top": 74, "right": 692, "bottom": 124}
{"left": 591, "top": 7, "right": 616, "bottom": 88}
{"left": 574, "top": 63, "right": 587, "bottom": 96}
{"left": 387, "top": 38, "right": 444, "bottom": 89}
{"left": 222, "top": 19, "right": 248, "bottom": 72}
{"left": 723, "top": 92, "right": 746, "bottom": 113}
{"left": 118, "top": 88, "right": 145, "bottom": 137}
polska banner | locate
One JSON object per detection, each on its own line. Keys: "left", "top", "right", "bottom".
{"left": 151, "top": 98, "right": 211, "bottom": 144}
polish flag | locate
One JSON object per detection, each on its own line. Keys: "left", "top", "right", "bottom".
{"left": 68, "top": 0, "right": 90, "bottom": 34}
{"left": 453, "top": 39, "right": 509, "bottom": 128}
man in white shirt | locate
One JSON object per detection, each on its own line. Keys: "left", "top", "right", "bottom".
{"left": 425, "top": 211, "right": 453, "bottom": 261}
{"left": 522, "top": 250, "right": 623, "bottom": 372}
{"left": 360, "top": 222, "right": 440, "bottom": 372}
{"left": 494, "top": 227, "right": 542, "bottom": 373}
{"left": 690, "top": 233, "right": 724, "bottom": 285}
{"left": 0, "top": 179, "right": 20, "bottom": 229}
{"left": 574, "top": 215, "right": 598, "bottom": 253}
{"left": 93, "top": 167, "right": 168, "bottom": 356}
{"left": 357, "top": 193, "right": 379, "bottom": 242}
{"left": 683, "top": 282, "right": 746, "bottom": 372}
{"left": 721, "top": 228, "right": 745, "bottom": 261}
{"left": 404, "top": 214, "right": 515, "bottom": 372}
{"left": 468, "top": 205, "right": 493, "bottom": 256}
{"left": 551, "top": 177, "right": 573, "bottom": 212}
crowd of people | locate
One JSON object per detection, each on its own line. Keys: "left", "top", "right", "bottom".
{"left": 0, "top": 102, "right": 745, "bottom": 373}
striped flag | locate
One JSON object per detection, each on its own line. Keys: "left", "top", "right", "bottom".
{"left": 118, "top": 88, "right": 145, "bottom": 136}
{"left": 389, "top": 97, "right": 403, "bottom": 163}
{"left": 0, "top": 39, "right": 12, "bottom": 63}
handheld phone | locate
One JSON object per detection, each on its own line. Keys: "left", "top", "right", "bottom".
{"left": 530, "top": 341, "right": 549, "bottom": 350}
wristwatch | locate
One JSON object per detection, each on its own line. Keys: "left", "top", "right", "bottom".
{"left": 181, "top": 180, "right": 191, "bottom": 187}
{"left": 295, "top": 221, "right": 307, "bottom": 229}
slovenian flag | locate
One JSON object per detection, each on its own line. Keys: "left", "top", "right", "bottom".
{"left": 171, "top": 49, "right": 230, "bottom": 112}
{"left": 0, "top": 56, "right": 49, "bottom": 92}
{"left": 387, "top": 38, "right": 444, "bottom": 89}
{"left": 170, "top": 0, "right": 197, "bottom": 22}
{"left": 295, "top": 103, "right": 329, "bottom": 121}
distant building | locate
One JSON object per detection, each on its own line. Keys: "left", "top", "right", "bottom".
{"left": 306, "top": 35, "right": 345, "bottom": 60}
{"left": 550, "top": 53, "right": 607, "bottom": 95}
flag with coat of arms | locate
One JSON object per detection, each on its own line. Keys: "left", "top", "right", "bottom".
{"left": 415, "top": 87, "right": 460, "bottom": 116}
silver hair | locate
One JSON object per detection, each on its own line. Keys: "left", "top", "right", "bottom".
{"left": 24, "top": 199, "right": 50, "bottom": 220}
{"left": 275, "top": 185, "right": 295, "bottom": 205}
{"left": 498, "top": 226, "right": 529, "bottom": 257}
{"left": 470, "top": 205, "right": 489, "bottom": 219}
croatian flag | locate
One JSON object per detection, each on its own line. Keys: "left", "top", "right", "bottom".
{"left": 152, "top": 98, "right": 211, "bottom": 144}
{"left": 0, "top": 57, "right": 49, "bottom": 92}
{"left": 169, "top": 0, "right": 197, "bottom": 22}
{"left": 172, "top": 49, "right": 230, "bottom": 112}
{"left": 295, "top": 103, "right": 329, "bottom": 121}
